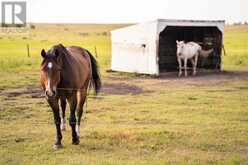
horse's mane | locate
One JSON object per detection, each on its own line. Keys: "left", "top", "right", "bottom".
{"left": 50, "top": 44, "right": 73, "bottom": 68}
{"left": 49, "top": 44, "right": 69, "bottom": 57}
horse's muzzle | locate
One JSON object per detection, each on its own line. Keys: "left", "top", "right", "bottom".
{"left": 45, "top": 89, "right": 57, "bottom": 98}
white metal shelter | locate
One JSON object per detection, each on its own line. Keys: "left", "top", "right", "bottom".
{"left": 111, "top": 19, "right": 225, "bottom": 75}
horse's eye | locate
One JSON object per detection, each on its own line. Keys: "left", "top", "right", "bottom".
{"left": 41, "top": 67, "right": 47, "bottom": 71}
{"left": 42, "top": 67, "right": 50, "bottom": 72}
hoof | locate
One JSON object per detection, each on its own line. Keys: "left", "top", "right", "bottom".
{"left": 53, "top": 144, "right": 63, "bottom": 150}
{"left": 72, "top": 137, "right": 80, "bottom": 145}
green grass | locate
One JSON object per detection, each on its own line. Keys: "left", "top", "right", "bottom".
{"left": 0, "top": 24, "right": 248, "bottom": 164}
{"left": 223, "top": 25, "right": 248, "bottom": 70}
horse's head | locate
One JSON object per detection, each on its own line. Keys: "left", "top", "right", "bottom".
{"left": 176, "top": 40, "right": 185, "bottom": 56}
{"left": 40, "top": 48, "right": 63, "bottom": 99}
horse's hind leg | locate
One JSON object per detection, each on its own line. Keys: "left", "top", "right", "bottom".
{"left": 193, "top": 55, "right": 198, "bottom": 76}
{"left": 76, "top": 91, "right": 87, "bottom": 138}
{"left": 190, "top": 59, "right": 195, "bottom": 75}
{"left": 60, "top": 98, "right": 66, "bottom": 131}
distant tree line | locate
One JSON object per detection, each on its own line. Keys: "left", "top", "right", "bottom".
{"left": 232, "top": 22, "right": 248, "bottom": 25}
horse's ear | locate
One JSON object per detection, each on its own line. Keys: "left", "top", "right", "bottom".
{"left": 176, "top": 40, "right": 179, "bottom": 44}
{"left": 58, "top": 43, "right": 65, "bottom": 48}
{"left": 41, "top": 49, "right": 46, "bottom": 58}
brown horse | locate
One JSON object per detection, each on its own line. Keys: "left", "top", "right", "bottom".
{"left": 40, "top": 44, "right": 101, "bottom": 149}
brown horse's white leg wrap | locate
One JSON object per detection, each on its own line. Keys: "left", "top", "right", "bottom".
{"left": 76, "top": 125, "right": 80, "bottom": 137}
{"left": 61, "top": 118, "right": 66, "bottom": 131}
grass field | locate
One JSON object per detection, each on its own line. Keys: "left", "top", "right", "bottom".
{"left": 0, "top": 24, "right": 248, "bottom": 164}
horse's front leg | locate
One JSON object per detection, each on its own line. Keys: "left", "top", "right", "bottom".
{"left": 60, "top": 98, "right": 66, "bottom": 131}
{"left": 68, "top": 95, "right": 79, "bottom": 145}
{"left": 48, "top": 99, "right": 63, "bottom": 149}
{"left": 177, "top": 56, "right": 182, "bottom": 77}
{"left": 184, "top": 58, "right": 188, "bottom": 77}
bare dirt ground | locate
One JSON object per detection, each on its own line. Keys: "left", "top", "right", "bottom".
{"left": 102, "top": 83, "right": 152, "bottom": 95}
{"left": 106, "top": 70, "right": 248, "bottom": 89}
{"left": 1, "top": 70, "right": 247, "bottom": 99}
{"left": 108, "top": 70, "right": 248, "bottom": 82}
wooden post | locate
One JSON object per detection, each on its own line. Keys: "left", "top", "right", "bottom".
{"left": 94, "top": 46, "right": 98, "bottom": 58}
{"left": 222, "top": 44, "right": 226, "bottom": 56}
{"left": 27, "top": 44, "right": 30, "bottom": 57}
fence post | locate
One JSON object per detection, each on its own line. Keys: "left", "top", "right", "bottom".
{"left": 94, "top": 46, "right": 98, "bottom": 58}
{"left": 27, "top": 44, "right": 30, "bottom": 57}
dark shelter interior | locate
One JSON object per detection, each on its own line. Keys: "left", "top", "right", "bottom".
{"left": 158, "top": 26, "right": 223, "bottom": 72}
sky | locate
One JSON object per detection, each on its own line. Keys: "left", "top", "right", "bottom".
{"left": 1, "top": 0, "right": 248, "bottom": 24}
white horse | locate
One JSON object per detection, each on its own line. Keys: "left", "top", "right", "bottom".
{"left": 176, "top": 40, "right": 213, "bottom": 77}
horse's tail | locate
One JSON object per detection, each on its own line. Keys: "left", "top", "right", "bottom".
{"left": 199, "top": 48, "right": 214, "bottom": 58}
{"left": 86, "top": 50, "right": 101, "bottom": 94}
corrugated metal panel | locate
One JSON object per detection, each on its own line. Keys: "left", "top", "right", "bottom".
{"left": 111, "top": 21, "right": 158, "bottom": 75}
{"left": 111, "top": 42, "right": 157, "bottom": 74}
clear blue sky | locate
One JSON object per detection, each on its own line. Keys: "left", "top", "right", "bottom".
{"left": 3, "top": 0, "right": 248, "bottom": 24}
